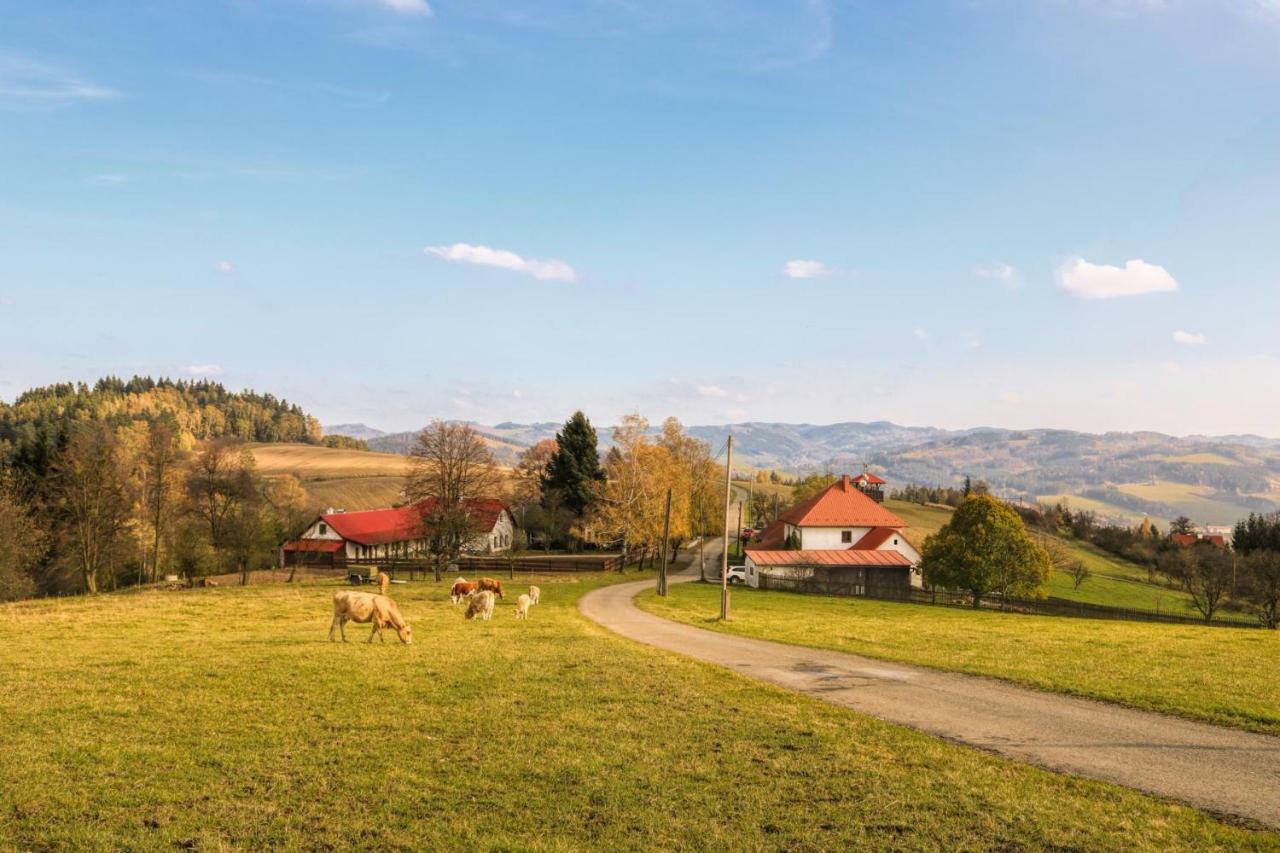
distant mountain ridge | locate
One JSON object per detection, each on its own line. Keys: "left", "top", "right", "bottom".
{"left": 333, "top": 419, "right": 1280, "bottom": 526}
{"left": 322, "top": 423, "right": 387, "bottom": 441}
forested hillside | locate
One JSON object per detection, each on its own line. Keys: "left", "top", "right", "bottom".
{"left": 1, "top": 377, "right": 321, "bottom": 476}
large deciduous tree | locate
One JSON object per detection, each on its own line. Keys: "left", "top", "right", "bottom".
{"left": 405, "top": 421, "right": 500, "bottom": 580}
{"left": 0, "top": 472, "right": 46, "bottom": 601}
{"left": 49, "top": 424, "right": 135, "bottom": 594}
{"left": 542, "top": 411, "right": 604, "bottom": 518}
{"left": 1242, "top": 550, "right": 1280, "bottom": 629}
{"left": 921, "top": 494, "right": 1052, "bottom": 606}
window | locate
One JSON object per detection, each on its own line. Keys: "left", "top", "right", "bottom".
{"left": 318, "top": 522, "right": 327, "bottom": 536}
{"left": 893, "top": 538, "right": 899, "bottom": 545}
{"left": 841, "top": 530, "right": 853, "bottom": 543}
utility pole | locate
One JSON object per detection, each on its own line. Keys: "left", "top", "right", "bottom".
{"left": 735, "top": 502, "right": 744, "bottom": 561}
{"left": 721, "top": 435, "right": 733, "bottom": 621}
{"left": 658, "top": 488, "right": 672, "bottom": 596}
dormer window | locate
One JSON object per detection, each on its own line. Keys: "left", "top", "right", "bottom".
{"left": 318, "top": 522, "right": 328, "bottom": 536}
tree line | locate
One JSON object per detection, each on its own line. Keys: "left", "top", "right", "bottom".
{"left": 0, "top": 422, "right": 313, "bottom": 599}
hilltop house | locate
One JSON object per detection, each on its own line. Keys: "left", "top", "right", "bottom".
{"left": 744, "top": 474, "right": 921, "bottom": 597}
{"left": 282, "top": 498, "right": 515, "bottom": 567}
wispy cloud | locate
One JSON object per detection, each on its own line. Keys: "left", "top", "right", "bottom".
{"left": 215, "top": 260, "right": 236, "bottom": 275}
{"left": 179, "top": 364, "right": 224, "bottom": 376}
{"left": 973, "top": 261, "right": 1020, "bottom": 287}
{"left": 0, "top": 52, "right": 121, "bottom": 102}
{"left": 783, "top": 259, "right": 834, "bottom": 279}
{"left": 1173, "top": 330, "right": 1207, "bottom": 345}
{"left": 1057, "top": 257, "right": 1178, "bottom": 300}
{"left": 697, "top": 384, "right": 729, "bottom": 398}
{"left": 424, "top": 242, "right": 578, "bottom": 282}
{"left": 376, "top": 0, "right": 433, "bottom": 15}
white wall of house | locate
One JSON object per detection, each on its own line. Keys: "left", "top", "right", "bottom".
{"left": 798, "top": 526, "right": 872, "bottom": 550}
{"left": 300, "top": 519, "right": 343, "bottom": 541}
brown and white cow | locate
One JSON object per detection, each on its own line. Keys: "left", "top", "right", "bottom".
{"left": 476, "top": 577, "right": 504, "bottom": 599}
{"left": 450, "top": 578, "right": 478, "bottom": 604}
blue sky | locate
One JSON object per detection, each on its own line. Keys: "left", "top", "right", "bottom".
{"left": 2, "top": 0, "right": 1278, "bottom": 435}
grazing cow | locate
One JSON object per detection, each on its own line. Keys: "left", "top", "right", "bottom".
{"left": 527, "top": 585, "right": 540, "bottom": 606}
{"left": 514, "top": 594, "right": 532, "bottom": 620}
{"left": 465, "top": 590, "right": 496, "bottom": 621}
{"left": 450, "top": 579, "right": 478, "bottom": 605}
{"left": 329, "top": 591, "right": 413, "bottom": 644}
{"left": 477, "top": 577, "right": 504, "bottom": 599}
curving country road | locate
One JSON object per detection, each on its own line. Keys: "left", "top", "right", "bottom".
{"left": 580, "top": 559, "right": 1280, "bottom": 828}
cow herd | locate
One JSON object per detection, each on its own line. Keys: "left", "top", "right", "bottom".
{"left": 327, "top": 572, "right": 541, "bottom": 645}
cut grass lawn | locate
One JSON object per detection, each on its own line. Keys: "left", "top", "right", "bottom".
{"left": 639, "top": 583, "right": 1280, "bottom": 735}
{"left": 1, "top": 576, "right": 1275, "bottom": 848}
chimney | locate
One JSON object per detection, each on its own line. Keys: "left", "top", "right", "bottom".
{"left": 840, "top": 474, "right": 851, "bottom": 492}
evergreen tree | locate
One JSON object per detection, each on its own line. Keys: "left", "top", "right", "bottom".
{"left": 542, "top": 411, "right": 605, "bottom": 517}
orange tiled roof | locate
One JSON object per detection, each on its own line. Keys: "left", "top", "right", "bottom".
{"left": 779, "top": 475, "right": 904, "bottom": 528}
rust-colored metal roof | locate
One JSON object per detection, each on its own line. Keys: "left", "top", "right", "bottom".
{"left": 851, "top": 526, "right": 897, "bottom": 550}
{"left": 778, "top": 476, "right": 904, "bottom": 528}
{"left": 321, "top": 498, "right": 506, "bottom": 546}
{"left": 745, "top": 548, "right": 911, "bottom": 567}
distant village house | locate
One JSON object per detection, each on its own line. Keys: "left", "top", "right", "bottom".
{"left": 282, "top": 498, "right": 515, "bottom": 567}
{"left": 744, "top": 473, "right": 921, "bottom": 597}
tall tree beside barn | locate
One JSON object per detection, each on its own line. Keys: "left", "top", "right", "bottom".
{"left": 921, "top": 494, "right": 1051, "bottom": 606}
{"left": 542, "top": 411, "right": 605, "bottom": 517}
{"left": 405, "top": 421, "right": 501, "bottom": 580}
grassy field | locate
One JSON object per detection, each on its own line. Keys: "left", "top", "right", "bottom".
{"left": 1037, "top": 492, "right": 1163, "bottom": 527}
{"left": 639, "top": 583, "right": 1280, "bottom": 734}
{"left": 1, "top": 576, "right": 1274, "bottom": 849}
{"left": 1116, "top": 479, "right": 1260, "bottom": 526}
{"left": 886, "top": 499, "right": 1199, "bottom": 613}
{"left": 247, "top": 442, "right": 410, "bottom": 478}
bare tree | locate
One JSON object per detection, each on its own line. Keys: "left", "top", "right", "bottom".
{"left": 142, "top": 421, "right": 184, "bottom": 583}
{"left": 404, "top": 421, "right": 501, "bottom": 581}
{"left": 50, "top": 424, "right": 134, "bottom": 594}
{"left": 1170, "top": 545, "right": 1234, "bottom": 623}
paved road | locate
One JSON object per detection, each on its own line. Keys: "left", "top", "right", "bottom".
{"left": 580, "top": 563, "right": 1280, "bottom": 828}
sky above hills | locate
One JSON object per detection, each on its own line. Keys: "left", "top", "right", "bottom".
{"left": 2, "top": 1, "right": 1278, "bottom": 435}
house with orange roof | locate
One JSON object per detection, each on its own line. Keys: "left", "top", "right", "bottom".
{"left": 282, "top": 498, "right": 515, "bottom": 567}
{"left": 743, "top": 473, "right": 921, "bottom": 596}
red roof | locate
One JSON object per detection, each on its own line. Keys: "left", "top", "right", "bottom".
{"left": 321, "top": 498, "right": 507, "bottom": 546}
{"left": 852, "top": 472, "right": 886, "bottom": 485}
{"left": 746, "top": 548, "right": 911, "bottom": 567}
{"left": 282, "top": 539, "right": 344, "bottom": 553}
{"left": 851, "top": 526, "right": 897, "bottom": 550}
{"left": 779, "top": 475, "right": 904, "bottom": 528}
{"left": 752, "top": 519, "right": 787, "bottom": 549}
{"left": 1171, "top": 533, "right": 1225, "bottom": 548}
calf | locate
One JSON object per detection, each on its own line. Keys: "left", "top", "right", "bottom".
{"left": 465, "top": 590, "right": 496, "bottom": 621}
{"left": 527, "top": 585, "right": 540, "bottom": 606}
{"left": 450, "top": 578, "right": 478, "bottom": 604}
{"left": 477, "top": 577, "right": 504, "bottom": 599}
{"left": 329, "top": 591, "right": 413, "bottom": 644}
{"left": 513, "top": 594, "right": 532, "bottom": 620}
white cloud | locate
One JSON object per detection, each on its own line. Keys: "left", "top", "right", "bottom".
{"left": 179, "top": 364, "right": 223, "bottom": 376}
{"left": 697, "top": 384, "right": 729, "bottom": 398}
{"left": 783, "top": 259, "right": 833, "bottom": 279}
{"left": 0, "top": 53, "right": 121, "bottom": 101}
{"left": 425, "top": 242, "right": 578, "bottom": 282}
{"left": 1057, "top": 257, "right": 1178, "bottom": 300}
{"left": 1173, "top": 330, "right": 1207, "bottom": 345}
{"left": 912, "top": 327, "right": 929, "bottom": 340}
{"left": 973, "top": 261, "right": 1019, "bottom": 286}
{"left": 215, "top": 260, "right": 236, "bottom": 275}
{"left": 378, "top": 0, "right": 432, "bottom": 14}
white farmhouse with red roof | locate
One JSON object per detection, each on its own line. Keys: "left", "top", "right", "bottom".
{"left": 744, "top": 473, "right": 921, "bottom": 597}
{"left": 282, "top": 498, "right": 515, "bottom": 567}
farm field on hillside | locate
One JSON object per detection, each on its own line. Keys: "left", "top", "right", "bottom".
{"left": 1116, "top": 479, "right": 1262, "bottom": 525}
{"left": 639, "top": 584, "right": 1280, "bottom": 734}
{"left": 1037, "top": 492, "right": 1161, "bottom": 527}
{"left": 887, "top": 499, "right": 1199, "bottom": 613}
{"left": 247, "top": 442, "right": 409, "bottom": 478}
{"left": 0, "top": 577, "right": 1270, "bottom": 849}
{"left": 303, "top": 475, "right": 406, "bottom": 511}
